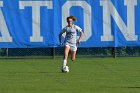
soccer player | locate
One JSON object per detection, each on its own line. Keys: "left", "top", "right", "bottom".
{"left": 59, "top": 16, "right": 84, "bottom": 72}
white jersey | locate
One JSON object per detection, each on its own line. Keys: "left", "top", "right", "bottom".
{"left": 61, "top": 24, "right": 82, "bottom": 45}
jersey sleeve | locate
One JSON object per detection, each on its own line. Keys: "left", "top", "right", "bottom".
{"left": 75, "top": 25, "right": 82, "bottom": 32}
{"left": 60, "top": 27, "right": 67, "bottom": 34}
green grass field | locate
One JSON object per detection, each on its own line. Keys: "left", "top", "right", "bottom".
{"left": 0, "top": 57, "right": 140, "bottom": 93}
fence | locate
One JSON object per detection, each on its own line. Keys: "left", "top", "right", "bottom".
{"left": 0, "top": 47, "right": 140, "bottom": 59}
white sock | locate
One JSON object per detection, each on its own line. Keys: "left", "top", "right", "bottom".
{"left": 62, "top": 59, "right": 67, "bottom": 67}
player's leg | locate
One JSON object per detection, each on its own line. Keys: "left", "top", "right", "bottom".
{"left": 70, "top": 46, "right": 77, "bottom": 61}
{"left": 62, "top": 45, "right": 70, "bottom": 68}
{"left": 71, "top": 51, "right": 77, "bottom": 61}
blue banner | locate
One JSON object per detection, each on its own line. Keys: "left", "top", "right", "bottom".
{"left": 0, "top": 0, "right": 140, "bottom": 48}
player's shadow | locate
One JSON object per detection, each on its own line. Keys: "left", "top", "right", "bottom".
{"left": 124, "top": 87, "right": 140, "bottom": 88}
{"left": 104, "top": 86, "right": 140, "bottom": 89}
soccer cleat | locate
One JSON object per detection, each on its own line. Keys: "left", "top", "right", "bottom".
{"left": 61, "top": 68, "right": 64, "bottom": 73}
{"left": 61, "top": 67, "right": 65, "bottom": 73}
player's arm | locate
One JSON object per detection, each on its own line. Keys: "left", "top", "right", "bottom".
{"left": 59, "top": 28, "right": 66, "bottom": 45}
{"left": 77, "top": 31, "right": 84, "bottom": 45}
{"left": 59, "top": 33, "right": 63, "bottom": 45}
{"left": 76, "top": 26, "right": 84, "bottom": 45}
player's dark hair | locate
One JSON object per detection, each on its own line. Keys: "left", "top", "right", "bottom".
{"left": 67, "top": 16, "right": 77, "bottom": 22}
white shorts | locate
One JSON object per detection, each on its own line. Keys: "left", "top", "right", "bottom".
{"left": 65, "top": 44, "right": 77, "bottom": 51}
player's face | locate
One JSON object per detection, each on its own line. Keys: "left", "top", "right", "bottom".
{"left": 67, "top": 18, "right": 73, "bottom": 25}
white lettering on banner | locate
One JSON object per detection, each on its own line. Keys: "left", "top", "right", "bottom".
{"left": 19, "top": 1, "right": 53, "bottom": 42}
{"left": 62, "top": 1, "right": 92, "bottom": 41}
{"left": 0, "top": 1, "right": 12, "bottom": 42}
{"left": 0, "top": 0, "right": 139, "bottom": 43}
{"left": 100, "top": 0, "right": 138, "bottom": 41}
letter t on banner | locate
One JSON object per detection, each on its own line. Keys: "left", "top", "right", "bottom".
{"left": 19, "top": 1, "right": 53, "bottom": 42}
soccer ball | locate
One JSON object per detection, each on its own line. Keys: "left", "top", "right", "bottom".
{"left": 62, "top": 66, "right": 69, "bottom": 73}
